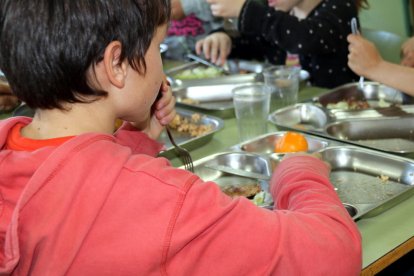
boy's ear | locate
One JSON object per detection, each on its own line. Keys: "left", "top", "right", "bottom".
{"left": 103, "top": 41, "right": 127, "bottom": 88}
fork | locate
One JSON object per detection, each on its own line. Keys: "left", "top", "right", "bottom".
{"left": 165, "top": 126, "right": 194, "bottom": 172}
{"left": 350, "top": 17, "right": 364, "bottom": 90}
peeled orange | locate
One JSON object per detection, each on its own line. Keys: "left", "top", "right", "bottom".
{"left": 274, "top": 131, "right": 309, "bottom": 153}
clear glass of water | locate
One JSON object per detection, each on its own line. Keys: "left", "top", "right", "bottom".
{"left": 232, "top": 83, "right": 270, "bottom": 142}
{"left": 263, "top": 65, "right": 300, "bottom": 111}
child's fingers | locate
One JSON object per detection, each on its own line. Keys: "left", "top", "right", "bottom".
{"left": 156, "top": 99, "right": 176, "bottom": 125}
{"left": 202, "top": 41, "right": 212, "bottom": 60}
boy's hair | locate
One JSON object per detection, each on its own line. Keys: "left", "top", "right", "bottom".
{"left": 0, "top": 0, "right": 171, "bottom": 109}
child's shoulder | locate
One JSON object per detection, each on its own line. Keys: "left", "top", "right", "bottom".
{"left": 123, "top": 155, "right": 199, "bottom": 192}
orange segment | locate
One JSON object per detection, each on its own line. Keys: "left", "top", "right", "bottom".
{"left": 274, "top": 131, "right": 309, "bottom": 153}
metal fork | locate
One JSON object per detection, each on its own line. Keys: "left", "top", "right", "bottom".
{"left": 350, "top": 17, "right": 365, "bottom": 90}
{"left": 165, "top": 126, "right": 194, "bottom": 172}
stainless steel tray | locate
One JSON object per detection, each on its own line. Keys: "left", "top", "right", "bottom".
{"left": 158, "top": 108, "right": 224, "bottom": 159}
{"left": 313, "top": 81, "right": 414, "bottom": 108}
{"left": 173, "top": 80, "right": 311, "bottom": 120}
{"left": 319, "top": 146, "right": 414, "bottom": 219}
{"left": 172, "top": 76, "right": 260, "bottom": 118}
{"left": 167, "top": 60, "right": 309, "bottom": 118}
{"left": 325, "top": 116, "right": 414, "bottom": 154}
{"left": 229, "top": 131, "right": 338, "bottom": 154}
{"left": 198, "top": 132, "right": 414, "bottom": 220}
{"left": 192, "top": 151, "right": 274, "bottom": 209}
{"left": 269, "top": 103, "right": 414, "bottom": 155}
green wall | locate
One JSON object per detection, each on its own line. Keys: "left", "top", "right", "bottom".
{"left": 359, "top": 0, "right": 409, "bottom": 39}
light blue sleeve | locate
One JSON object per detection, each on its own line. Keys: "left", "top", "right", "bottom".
{"left": 180, "top": 0, "right": 222, "bottom": 27}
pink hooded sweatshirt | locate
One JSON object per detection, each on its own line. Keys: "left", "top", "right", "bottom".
{"left": 0, "top": 117, "right": 361, "bottom": 275}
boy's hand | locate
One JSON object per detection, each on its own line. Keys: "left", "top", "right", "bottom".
{"left": 0, "top": 90, "right": 19, "bottom": 112}
{"left": 138, "top": 77, "right": 176, "bottom": 140}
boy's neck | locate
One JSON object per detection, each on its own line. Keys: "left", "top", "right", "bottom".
{"left": 292, "top": 0, "right": 322, "bottom": 19}
{"left": 22, "top": 101, "right": 116, "bottom": 139}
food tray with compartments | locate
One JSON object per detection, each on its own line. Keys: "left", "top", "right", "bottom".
{"left": 172, "top": 75, "right": 260, "bottom": 118}
{"left": 158, "top": 108, "right": 224, "bottom": 159}
{"left": 167, "top": 60, "right": 309, "bottom": 118}
{"left": 188, "top": 132, "right": 414, "bottom": 220}
{"left": 312, "top": 81, "right": 414, "bottom": 109}
{"left": 269, "top": 102, "right": 414, "bottom": 156}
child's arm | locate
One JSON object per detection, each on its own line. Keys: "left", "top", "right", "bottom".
{"left": 171, "top": 0, "right": 185, "bottom": 20}
{"left": 167, "top": 154, "right": 361, "bottom": 274}
{"left": 348, "top": 34, "right": 414, "bottom": 96}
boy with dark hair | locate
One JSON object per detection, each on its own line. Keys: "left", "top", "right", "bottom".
{"left": 0, "top": 0, "right": 361, "bottom": 274}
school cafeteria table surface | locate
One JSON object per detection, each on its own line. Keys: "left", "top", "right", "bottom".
{"left": 165, "top": 85, "right": 414, "bottom": 275}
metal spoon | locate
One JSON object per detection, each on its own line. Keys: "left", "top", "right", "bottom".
{"left": 186, "top": 53, "right": 231, "bottom": 75}
{"left": 350, "top": 17, "right": 364, "bottom": 90}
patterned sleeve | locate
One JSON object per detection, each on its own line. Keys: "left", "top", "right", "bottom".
{"left": 239, "top": 0, "right": 358, "bottom": 55}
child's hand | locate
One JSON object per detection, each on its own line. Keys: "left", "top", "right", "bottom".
{"left": 347, "top": 34, "right": 383, "bottom": 79}
{"left": 195, "top": 32, "right": 232, "bottom": 66}
{"left": 401, "top": 37, "right": 414, "bottom": 57}
{"left": 401, "top": 38, "right": 414, "bottom": 67}
{"left": 401, "top": 51, "right": 414, "bottom": 67}
{"left": 138, "top": 77, "right": 176, "bottom": 140}
{"left": 0, "top": 92, "right": 19, "bottom": 112}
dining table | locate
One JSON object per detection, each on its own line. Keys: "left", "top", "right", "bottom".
{"left": 161, "top": 82, "right": 414, "bottom": 275}
{"left": 1, "top": 78, "right": 413, "bottom": 276}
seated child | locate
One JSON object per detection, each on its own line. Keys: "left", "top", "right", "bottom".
{"left": 197, "top": 0, "right": 369, "bottom": 88}
{"left": 0, "top": 0, "right": 361, "bottom": 274}
{"left": 163, "top": 0, "right": 223, "bottom": 60}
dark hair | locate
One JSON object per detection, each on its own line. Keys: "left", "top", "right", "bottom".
{"left": 0, "top": 0, "right": 170, "bottom": 109}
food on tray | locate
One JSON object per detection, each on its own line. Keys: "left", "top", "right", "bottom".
{"left": 181, "top": 98, "right": 200, "bottom": 105}
{"left": 274, "top": 131, "right": 309, "bottom": 153}
{"left": 168, "top": 113, "right": 213, "bottom": 137}
{"left": 174, "top": 66, "right": 222, "bottom": 80}
{"left": 379, "top": 174, "right": 390, "bottom": 183}
{"left": 326, "top": 97, "right": 370, "bottom": 110}
{"left": 252, "top": 191, "right": 273, "bottom": 206}
{"left": 221, "top": 183, "right": 261, "bottom": 198}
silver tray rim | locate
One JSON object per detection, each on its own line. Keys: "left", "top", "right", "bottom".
{"left": 158, "top": 107, "right": 224, "bottom": 157}
{"left": 185, "top": 134, "right": 414, "bottom": 220}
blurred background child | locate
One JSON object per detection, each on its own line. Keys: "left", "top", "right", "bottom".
{"left": 196, "top": 0, "right": 369, "bottom": 88}
{"left": 164, "top": 0, "right": 223, "bottom": 60}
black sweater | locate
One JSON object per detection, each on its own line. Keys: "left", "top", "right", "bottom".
{"left": 230, "top": 0, "right": 359, "bottom": 88}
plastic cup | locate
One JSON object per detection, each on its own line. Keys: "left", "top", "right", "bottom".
{"left": 263, "top": 65, "right": 300, "bottom": 111}
{"left": 232, "top": 83, "right": 270, "bottom": 142}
